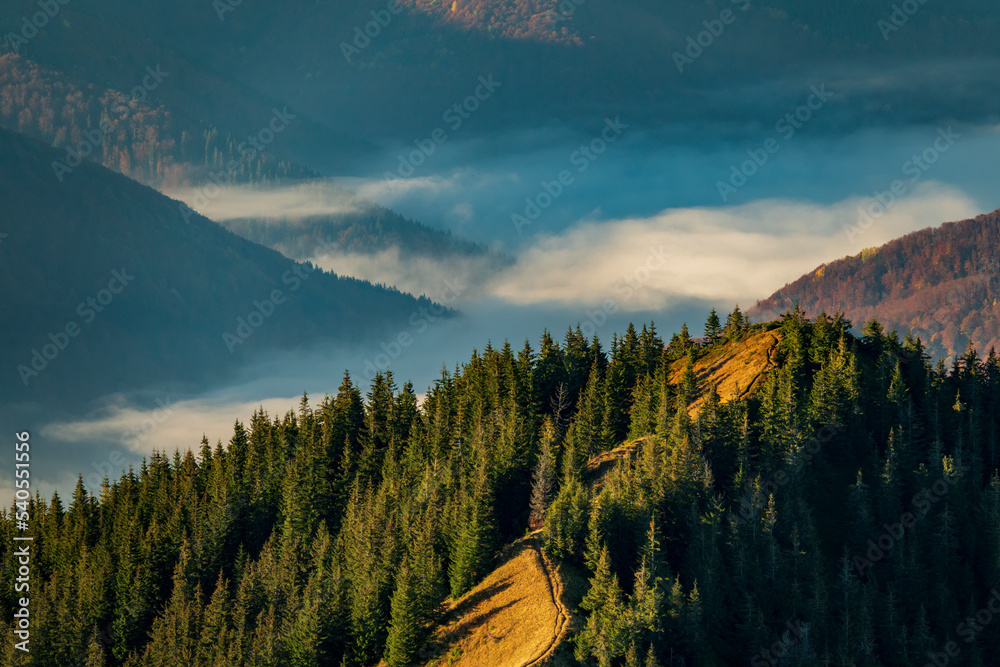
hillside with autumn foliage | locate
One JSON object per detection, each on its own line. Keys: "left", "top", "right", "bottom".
{"left": 402, "top": 0, "right": 582, "bottom": 44}
{"left": 752, "top": 209, "right": 1000, "bottom": 362}
{"left": 7, "top": 0, "right": 1000, "bottom": 140}
{"left": 0, "top": 54, "right": 313, "bottom": 188}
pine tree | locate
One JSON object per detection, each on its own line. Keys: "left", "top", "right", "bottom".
{"left": 645, "top": 644, "right": 662, "bottom": 667}
{"left": 631, "top": 519, "right": 664, "bottom": 642}
{"left": 385, "top": 566, "right": 421, "bottom": 667}
{"left": 84, "top": 627, "right": 106, "bottom": 667}
{"left": 704, "top": 308, "right": 722, "bottom": 343}
{"left": 577, "top": 545, "right": 629, "bottom": 666}
{"left": 197, "top": 573, "right": 233, "bottom": 665}
{"left": 410, "top": 513, "right": 447, "bottom": 625}
{"left": 287, "top": 597, "right": 323, "bottom": 667}
{"left": 573, "top": 361, "right": 607, "bottom": 459}
{"left": 449, "top": 466, "right": 496, "bottom": 597}
{"left": 139, "top": 542, "right": 203, "bottom": 666}
{"left": 725, "top": 305, "right": 746, "bottom": 339}
{"left": 678, "top": 323, "right": 693, "bottom": 351}
{"left": 543, "top": 476, "right": 589, "bottom": 561}
{"left": 529, "top": 418, "right": 557, "bottom": 529}
{"left": 625, "top": 642, "right": 641, "bottom": 667}
{"left": 536, "top": 330, "right": 565, "bottom": 414}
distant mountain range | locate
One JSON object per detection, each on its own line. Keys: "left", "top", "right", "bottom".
{"left": 213, "top": 185, "right": 510, "bottom": 263}
{"left": 0, "top": 48, "right": 503, "bottom": 302}
{"left": 752, "top": 209, "right": 1000, "bottom": 361}
{"left": 0, "top": 128, "right": 439, "bottom": 407}
{"left": 0, "top": 53, "right": 317, "bottom": 188}
{"left": 5, "top": 0, "right": 1000, "bottom": 145}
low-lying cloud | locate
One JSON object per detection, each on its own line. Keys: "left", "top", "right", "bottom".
{"left": 488, "top": 183, "right": 979, "bottom": 310}
{"left": 165, "top": 181, "right": 363, "bottom": 221}
{"left": 310, "top": 246, "right": 499, "bottom": 301}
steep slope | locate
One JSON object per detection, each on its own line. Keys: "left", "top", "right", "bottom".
{"left": 220, "top": 211, "right": 512, "bottom": 297}
{"left": 387, "top": 533, "right": 578, "bottom": 667}
{"left": 0, "top": 53, "right": 317, "bottom": 188}
{"left": 400, "top": 331, "right": 786, "bottom": 667}
{"left": 668, "top": 329, "right": 781, "bottom": 414}
{"left": 0, "top": 128, "right": 438, "bottom": 406}
{"left": 214, "top": 190, "right": 503, "bottom": 260}
{"left": 751, "top": 209, "right": 1000, "bottom": 361}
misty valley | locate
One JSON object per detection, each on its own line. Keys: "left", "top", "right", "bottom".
{"left": 2, "top": 1, "right": 1000, "bottom": 666}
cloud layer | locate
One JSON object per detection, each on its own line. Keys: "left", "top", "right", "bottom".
{"left": 488, "top": 183, "right": 980, "bottom": 310}
{"left": 165, "top": 181, "right": 363, "bottom": 221}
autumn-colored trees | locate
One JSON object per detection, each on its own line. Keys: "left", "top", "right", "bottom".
{"left": 0, "top": 54, "right": 312, "bottom": 189}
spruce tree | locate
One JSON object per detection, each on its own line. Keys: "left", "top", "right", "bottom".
{"left": 724, "top": 305, "right": 745, "bottom": 339}
{"left": 577, "top": 545, "right": 628, "bottom": 665}
{"left": 385, "top": 566, "right": 421, "bottom": 667}
{"left": 704, "top": 309, "right": 722, "bottom": 343}
{"left": 448, "top": 466, "right": 496, "bottom": 598}
{"left": 84, "top": 628, "right": 106, "bottom": 667}
{"left": 197, "top": 573, "right": 233, "bottom": 665}
{"left": 529, "top": 418, "right": 557, "bottom": 529}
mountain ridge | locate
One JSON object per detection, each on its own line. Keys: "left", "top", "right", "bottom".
{"left": 0, "top": 126, "right": 441, "bottom": 407}
{"left": 752, "top": 208, "right": 1000, "bottom": 361}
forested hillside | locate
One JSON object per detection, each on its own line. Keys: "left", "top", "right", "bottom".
{"left": 400, "top": 0, "right": 583, "bottom": 44}
{"left": 218, "top": 197, "right": 504, "bottom": 261}
{"left": 6, "top": 0, "right": 1000, "bottom": 141}
{"left": 0, "top": 54, "right": 313, "bottom": 188}
{"left": 0, "top": 51, "right": 498, "bottom": 273}
{"left": 753, "top": 209, "right": 1000, "bottom": 363}
{"left": 4, "top": 307, "right": 999, "bottom": 666}
{"left": 0, "top": 128, "right": 438, "bottom": 406}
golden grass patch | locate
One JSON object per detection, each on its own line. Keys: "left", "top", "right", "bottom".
{"left": 669, "top": 330, "right": 781, "bottom": 416}
{"left": 386, "top": 534, "right": 570, "bottom": 667}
